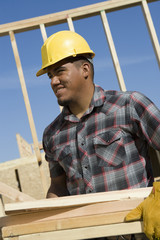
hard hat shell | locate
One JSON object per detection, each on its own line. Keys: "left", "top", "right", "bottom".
{"left": 36, "top": 30, "right": 95, "bottom": 77}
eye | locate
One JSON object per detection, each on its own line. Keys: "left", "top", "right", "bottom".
{"left": 56, "top": 67, "right": 66, "bottom": 75}
{"left": 56, "top": 69, "right": 64, "bottom": 75}
{"left": 47, "top": 73, "right": 53, "bottom": 79}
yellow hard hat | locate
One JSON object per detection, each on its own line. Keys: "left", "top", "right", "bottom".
{"left": 36, "top": 30, "right": 95, "bottom": 77}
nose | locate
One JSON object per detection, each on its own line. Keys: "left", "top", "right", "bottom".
{"left": 50, "top": 75, "right": 60, "bottom": 88}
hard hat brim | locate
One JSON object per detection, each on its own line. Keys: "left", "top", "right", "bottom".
{"left": 36, "top": 68, "right": 48, "bottom": 77}
{"left": 36, "top": 52, "right": 95, "bottom": 77}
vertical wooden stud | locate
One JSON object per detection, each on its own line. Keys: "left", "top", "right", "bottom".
{"left": 9, "top": 31, "right": 48, "bottom": 196}
{"left": 141, "top": 0, "right": 160, "bottom": 68}
{"left": 100, "top": 10, "right": 127, "bottom": 91}
{"left": 40, "top": 24, "right": 48, "bottom": 42}
{"left": 67, "top": 16, "right": 75, "bottom": 32}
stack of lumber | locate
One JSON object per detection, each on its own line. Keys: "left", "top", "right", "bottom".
{"left": 0, "top": 187, "right": 152, "bottom": 240}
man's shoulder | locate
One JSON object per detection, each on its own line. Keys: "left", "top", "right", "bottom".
{"left": 43, "top": 112, "right": 63, "bottom": 138}
{"left": 103, "top": 89, "right": 152, "bottom": 109}
{"left": 104, "top": 89, "right": 135, "bottom": 102}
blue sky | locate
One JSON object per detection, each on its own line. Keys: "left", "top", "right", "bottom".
{"left": 0, "top": 0, "right": 160, "bottom": 163}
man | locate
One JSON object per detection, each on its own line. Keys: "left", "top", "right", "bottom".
{"left": 36, "top": 30, "right": 160, "bottom": 239}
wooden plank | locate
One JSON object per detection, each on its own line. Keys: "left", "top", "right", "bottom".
{"left": 1, "top": 211, "right": 130, "bottom": 237}
{"left": 2, "top": 221, "right": 144, "bottom": 240}
{"left": 9, "top": 30, "right": 48, "bottom": 196}
{"left": 0, "top": 0, "right": 159, "bottom": 36}
{"left": 3, "top": 238, "right": 19, "bottom": 240}
{"left": 67, "top": 17, "right": 75, "bottom": 32}
{"left": 40, "top": 24, "right": 47, "bottom": 42}
{"left": 141, "top": 0, "right": 160, "bottom": 68}
{"left": 9, "top": 31, "right": 42, "bottom": 164}
{"left": 1, "top": 198, "right": 143, "bottom": 228}
{"left": 5, "top": 187, "right": 151, "bottom": 215}
{"left": 68, "top": 0, "right": 141, "bottom": 19}
{"left": 0, "top": 182, "right": 35, "bottom": 202}
{"left": 100, "top": 10, "right": 126, "bottom": 91}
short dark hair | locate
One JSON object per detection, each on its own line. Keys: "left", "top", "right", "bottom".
{"left": 71, "top": 55, "right": 94, "bottom": 80}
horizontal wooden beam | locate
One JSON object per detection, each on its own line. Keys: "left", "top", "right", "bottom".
{"left": 4, "top": 187, "right": 151, "bottom": 215}
{"left": 0, "top": 0, "right": 159, "bottom": 36}
{"left": 1, "top": 211, "right": 135, "bottom": 237}
{"left": 0, "top": 198, "right": 143, "bottom": 228}
{"left": 11, "top": 222, "right": 143, "bottom": 240}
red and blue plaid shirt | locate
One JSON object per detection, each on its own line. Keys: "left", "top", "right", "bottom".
{"left": 43, "top": 85, "right": 160, "bottom": 195}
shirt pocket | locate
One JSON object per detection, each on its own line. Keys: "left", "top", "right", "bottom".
{"left": 93, "top": 129, "right": 125, "bottom": 168}
{"left": 54, "top": 144, "right": 82, "bottom": 179}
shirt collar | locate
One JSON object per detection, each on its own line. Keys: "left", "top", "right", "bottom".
{"left": 90, "top": 84, "right": 106, "bottom": 107}
{"left": 62, "top": 85, "right": 106, "bottom": 121}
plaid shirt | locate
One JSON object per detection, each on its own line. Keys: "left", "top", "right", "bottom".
{"left": 43, "top": 85, "right": 160, "bottom": 195}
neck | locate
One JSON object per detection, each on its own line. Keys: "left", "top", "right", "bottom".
{"left": 69, "top": 84, "right": 94, "bottom": 119}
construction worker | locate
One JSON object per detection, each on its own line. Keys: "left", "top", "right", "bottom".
{"left": 36, "top": 30, "right": 160, "bottom": 240}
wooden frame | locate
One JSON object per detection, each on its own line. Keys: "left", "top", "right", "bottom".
{"left": 0, "top": 0, "right": 159, "bottom": 36}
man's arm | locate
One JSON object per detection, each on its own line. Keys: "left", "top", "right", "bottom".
{"left": 46, "top": 172, "right": 69, "bottom": 198}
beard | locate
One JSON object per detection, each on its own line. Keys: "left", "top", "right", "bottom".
{"left": 57, "top": 98, "right": 71, "bottom": 107}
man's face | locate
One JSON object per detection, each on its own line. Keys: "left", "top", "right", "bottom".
{"left": 47, "top": 60, "right": 84, "bottom": 107}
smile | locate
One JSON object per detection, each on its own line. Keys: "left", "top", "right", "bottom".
{"left": 55, "top": 87, "right": 65, "bottom": 96}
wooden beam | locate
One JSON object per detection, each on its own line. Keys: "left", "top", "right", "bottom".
{"left": 2, "top": 221, "right": 144, "bottom": 239}
{"left": 9, "top": 31, "right": 48, "bottom": 196}
{"left": 141, "top": 0, "right": 160, "bottom": 68}
{"left": 40, "top": 24, "right": 47, "bottom": 42}
{"left": 0, "top": 182, "right": 35, "bottom": 202}
{"left": 0, "top": 0, "right": 159, "bottom": 36}
{"left": 0, "top": 198, "right": 143, "bottom": 228}
{"left": 25, "top": 222, "right": 143, "bottom": 240}
{"left": 4, "top": 187, "right": 151, "bottom": 215}
{"left": 67, "top": 17, "right": 75, "bottom": 32}
{"left": 9, "top": 31, "right": 42, "bottom": 164}
{"left": 0, "top": 211, "right": 130, "bottom": 237}
{"left": 100, "top": 10, "right": 126, "bottom": 91}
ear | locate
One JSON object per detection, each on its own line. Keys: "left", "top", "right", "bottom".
{"left": 81, "top": 62, "right": 90, "bottom": 79}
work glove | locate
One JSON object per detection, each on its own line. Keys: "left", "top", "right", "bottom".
{"left": 125, "top": 182, "right": 160, "bottom": 240}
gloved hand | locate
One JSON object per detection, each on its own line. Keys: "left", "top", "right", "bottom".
{"left": 125, "top": 182, "right": 160, "bottom": 240}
